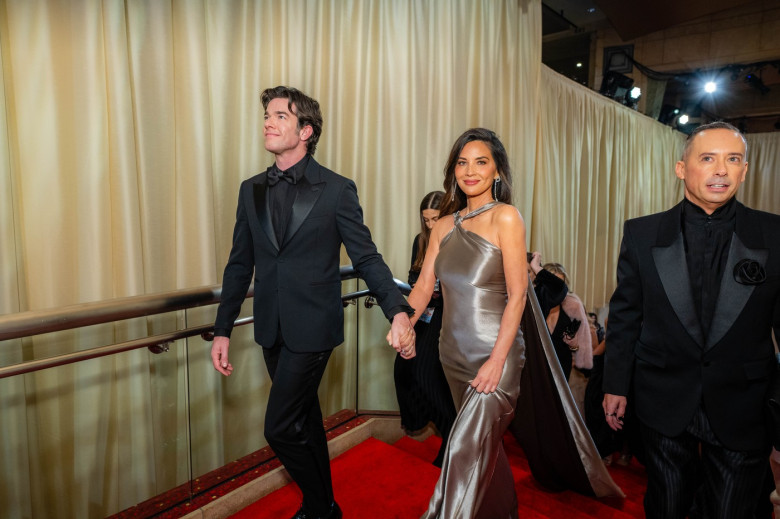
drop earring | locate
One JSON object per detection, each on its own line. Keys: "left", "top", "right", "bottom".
{"left": 492, "top": 177, "right": 501, "bottom": 201}
{"left": 451, "top": 179, "right": 458, "bottom": 201}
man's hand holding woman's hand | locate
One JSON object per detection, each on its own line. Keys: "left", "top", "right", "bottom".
{"left": 387, "top": 312, "right": 416, "bottom": 359}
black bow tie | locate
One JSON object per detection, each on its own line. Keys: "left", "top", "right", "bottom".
{"left": 267, "top": 168, "right": 296, "bottom": 186}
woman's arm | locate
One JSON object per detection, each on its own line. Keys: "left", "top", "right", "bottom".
{"left": 562, "top": 293, "right": 593, "bottom": 369}
{"left": 471, "top": 206, "right": 528, "bottom": 393}
{"left": 593, "top": 336, "right": 606, "bottom": 356}
{"left": 406, "top": 216, "right": 452, "bottom": 326}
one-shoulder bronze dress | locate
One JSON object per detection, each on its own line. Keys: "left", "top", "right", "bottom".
{"left": 421, "top": 202, "right": 623, "bottom": 518}
{"left": 422, "top": 202, "right": 524, "bottom": 519}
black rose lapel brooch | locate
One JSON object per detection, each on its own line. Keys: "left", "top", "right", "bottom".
{"left": 733, "top": 259, "right": 766, "bottom": 285}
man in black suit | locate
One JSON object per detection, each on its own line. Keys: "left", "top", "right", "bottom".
{"left": 211, "top": 86, "right": 415, "bottom": 519}
{"left": 603, "top": 121, "right": 780, "bottom": 518}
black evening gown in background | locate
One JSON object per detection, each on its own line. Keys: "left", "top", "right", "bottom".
{"left": 393, "top": 235, "right": 456, "bottom": 467}
{"left": 549, "top": 310, "right": 575, "bottom": 381}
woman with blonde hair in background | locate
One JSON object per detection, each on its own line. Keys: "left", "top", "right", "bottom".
{"left": 542, "top": 262, "right": 592, "bottom": 381}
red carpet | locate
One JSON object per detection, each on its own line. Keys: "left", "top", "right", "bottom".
{"left": 230, "top": 432, "right": 647, "bottom": 518}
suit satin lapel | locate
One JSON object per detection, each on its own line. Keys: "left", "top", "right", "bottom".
{"left": 705, "top": 233, "right": 767, "bottom": 350}
{"left": 652, "top": 234, "right": 705, "bottom": 347}
{"left": 283, "top": 176, "right": 322, "bottom": 247}
{"left": 253, "top": 181, "right": 279, "bottom": 250}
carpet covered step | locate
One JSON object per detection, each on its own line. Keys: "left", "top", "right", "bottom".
{"left": 231, "top": 432, "right": 646, "bottom": 518}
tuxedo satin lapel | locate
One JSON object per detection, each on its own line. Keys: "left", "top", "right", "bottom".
{"left": 652, "top": 234, "right": 705, "bottom": 347}
{"left": 253, "top": 181, "right": 279, "bottom": 250}
{"left": 705, "top": 233, "right": 767, "bottom": 350}
{"left": 283, "top": 176, "right": 322, "bottom": 247}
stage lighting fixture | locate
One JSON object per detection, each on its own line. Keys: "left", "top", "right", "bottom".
{"left": 658, "top": 104, "right": 681, "bottom": 125}
{"left": 622, "top": 86, "right": 641, "bottom": 110}
{"left": 599, "top": 70, "right": 634, "bottom": 104}
{"left": 704, "top": 81, "right": 717, "bottom": 93}
{"left": 678, "top": 114, "right": 689, "bottom": 125}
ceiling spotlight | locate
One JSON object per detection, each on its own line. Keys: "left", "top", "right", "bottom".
{"left": 629, "top": 86, "right": 641, "bottom": 100}
{"left": 704, "top": 81, "right": 717, "bottom": 93}
{"left": 678, "top": 114, "right": 689, "bottom": 125}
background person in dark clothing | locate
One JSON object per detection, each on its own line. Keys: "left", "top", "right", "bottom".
{"left": 394, "top": 190, "right": 456, "bottom": 467}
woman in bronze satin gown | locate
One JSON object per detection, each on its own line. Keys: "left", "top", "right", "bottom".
{"left": 405, "top": 128, "right": 529, "bottom": 518}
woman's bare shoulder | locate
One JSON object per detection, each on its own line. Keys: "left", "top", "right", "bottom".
{"left": 431, "top": 214, "right": 455, "bottom": 242}
{"left": 494, "top": 204, "right": 524, "bottom": 228}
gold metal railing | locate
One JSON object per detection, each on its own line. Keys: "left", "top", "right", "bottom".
{"left": 0, "top": 266, "right": 409, "bottom": 379}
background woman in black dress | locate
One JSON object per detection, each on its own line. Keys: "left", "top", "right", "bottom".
{"left": 393, "top": 190, "right": 456, "bottom": 467}
{"left": 541, "top": 262, "right": 592, "bottom": 381}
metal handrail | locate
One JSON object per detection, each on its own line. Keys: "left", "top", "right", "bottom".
{"left": 0, "top": 266, "right": 411, "bottom": 379}
{"left": 0, "top": 266, "right": 362, "bottom": 342}
{"left": 0, "top": 317, "right": 254, "bottom": 379}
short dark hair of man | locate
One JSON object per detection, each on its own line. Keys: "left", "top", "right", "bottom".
{"left": 682, "top": 121, "right": 747, "bottom": 160}
{"left": 261, "top": 86, "right": 323, "bottom": 155}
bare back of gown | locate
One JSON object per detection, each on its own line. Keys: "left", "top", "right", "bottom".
{"left": 423, "top": 202, "right": 524, "bottom": 519}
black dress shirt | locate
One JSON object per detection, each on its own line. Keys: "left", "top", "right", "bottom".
{"left": 682, "top": 196, "right": 737, "bottom": 337}
{"left": 268, "top": 155, "right": 309, "bottom": 243}
{"left": 269, "top": 155, "right": 411, "bottom": 323}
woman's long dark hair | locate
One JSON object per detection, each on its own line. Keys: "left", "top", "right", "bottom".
{"left": 439, "top": 128, "right": 513, "bottom": 216}
{"left": 412, "top": 191, "right": 444, "bottom": 272}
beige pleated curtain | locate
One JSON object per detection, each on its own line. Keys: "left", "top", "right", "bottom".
{"left": 2, "top": 1, "right": 780, "bottom": 517}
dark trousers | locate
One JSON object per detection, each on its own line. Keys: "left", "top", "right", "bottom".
{"left": 263, "top": 339, "right": 333, "bottom": 515}
{"left": 640, "top": 406, "right": 768, "bottom": 519}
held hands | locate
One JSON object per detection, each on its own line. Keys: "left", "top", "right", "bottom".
{"left": 603, "top": 393, "right": 627, "bottom": 431}
{"left": 471, "top": 357, "right": 504, "bottom": 394}
{"left": 387, "top": 312, "right": 416, "bottom": 359}
{"left": 211, "top": 336, "right": 234, "bottom": 376}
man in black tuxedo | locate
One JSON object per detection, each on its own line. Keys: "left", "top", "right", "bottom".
{"left": 603, "top": 121, "right": 780, "bottom": 518}
{"left": 211, "top": 86, "right": 415, "bottom": 519}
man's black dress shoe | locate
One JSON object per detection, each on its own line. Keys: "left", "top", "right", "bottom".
{"left": 290, "top": 501, "right": 342, "bottom": 519}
